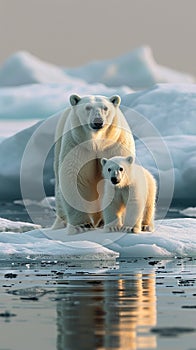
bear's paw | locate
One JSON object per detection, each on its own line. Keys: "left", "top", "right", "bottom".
{"left": 67, "top": 222, "right": 95, "bottom": 235}
{"left": 142, "top": 224, "right": 154, "bottom": 232}
{"left": 121, "top": 225, "right": 133, "bottom": 233}
{"left": 104, "top": 224, "right": 122, "bottom": 232}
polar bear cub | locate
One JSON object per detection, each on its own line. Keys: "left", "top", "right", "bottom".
{"left": 101, "top": 156, "right": 156, "bottom": 233}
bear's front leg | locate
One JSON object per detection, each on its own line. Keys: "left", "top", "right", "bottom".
{"left": 52, "top": 216, "right": 66, "bottom": 230}
{"left": 103, "top": 201, "right": 123, "bottom": 232}
{"left": 67, "top": 211, "right": 94, "bottom": 235}
{"left": 65, "top": 203, "right": 94, "bottom": 234}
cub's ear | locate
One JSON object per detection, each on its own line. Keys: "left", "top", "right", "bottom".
{"left": 126, "top": 156, "right": 133, "bottom": 164}
{"left": 70, "top": 94, "right": 81, "bottom": 106}
{"left": 109, "top": 95, "right": 121, "bottom": 107}
{"left": 101, "top": 158, "right": 107, "bottom": 167}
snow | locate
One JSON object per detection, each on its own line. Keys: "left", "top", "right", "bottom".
{"left": 0, "top": 217, "right": 41, "bottom": 233}
{"left": 41, "top": 219, "right": 196, "bottom": 258}
{"left": 0, "top": 218, "right": 195, "bottom": 260}
{"left": 0, "top": 119, "right": 39, "bottom": 138}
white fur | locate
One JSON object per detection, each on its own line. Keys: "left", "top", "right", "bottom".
{"left": 101, "top": 156, "right": 156, "bottom": 233}
{"left": 52, "top": 95, "right": 135, "bottom": 234}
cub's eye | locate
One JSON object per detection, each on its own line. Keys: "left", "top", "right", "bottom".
{"left": 119, "top": 167, "right": 123, "bottom": 172}
{"left": 86, "top": 105, "right": 92, "bottom": 111}
{"left": 108, "top": 168, "right": 111, "bottom": 172}
{"left": 103, "top": 106, "right": 108, "bottom": 111}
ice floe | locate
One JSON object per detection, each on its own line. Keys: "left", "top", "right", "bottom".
{"left": 0, "top": 218, "right": 195, "bottom": 260}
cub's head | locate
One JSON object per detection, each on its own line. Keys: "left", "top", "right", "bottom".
{"left": 70, "top": 94, "right": 121, "bottom": 131}
{"left": 101, "top": 156, "right": 133, "bottom": 186}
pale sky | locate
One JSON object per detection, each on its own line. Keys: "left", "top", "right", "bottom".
{"left": 0, "top": 0, "right": 195, "bottom": 75}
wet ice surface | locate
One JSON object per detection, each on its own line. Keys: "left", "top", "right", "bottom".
{"left": 0, "top": 203, "right": 195, "bottom": 349}
{"left": 0, "top": 258, "right": 195, "bottom": 350}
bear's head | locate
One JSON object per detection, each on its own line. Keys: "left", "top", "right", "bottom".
{"left": 70, "top": 94, "right": 121, "bottom": 131}
{"left": 101, "top": 156, "right": 133, "bottom": 186}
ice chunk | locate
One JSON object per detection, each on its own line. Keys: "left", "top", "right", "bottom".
{"left": 180, "top": 207, "right": 196, "bottom": 217}
{"left": 0, "top": 217, "right": 41, "bottom": 233}
{"left": 0, "top": 231, "right": 118, "bottom": 262}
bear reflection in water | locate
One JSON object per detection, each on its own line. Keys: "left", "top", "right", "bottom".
{"left": 56, "top": 273, "right": 157, "bottom": 349}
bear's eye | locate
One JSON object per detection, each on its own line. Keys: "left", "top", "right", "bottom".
{"left": 119, "top": 167, "right": 123, "bottom": 172}
{"left": 103, "top": 106, "right": 108, "bottom": 111}
{"left": 108, "top": 168, "right": 111, "bottom": 172}
{"left": 86, "top": 105, "right": 92, "bottom": 111}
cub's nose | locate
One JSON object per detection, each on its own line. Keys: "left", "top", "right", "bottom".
{"left": 111, "top": 177, "right": 119, "bottom": 185}
{"left": 90, "top": 117, "right": 104, "bottom": 130}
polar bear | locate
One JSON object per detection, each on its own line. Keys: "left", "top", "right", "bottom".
{"left": 101, "top": 156, "right": 156, "bottom": 233}
{"left": 52, "top": 94, "right": 135, "bottom": 234}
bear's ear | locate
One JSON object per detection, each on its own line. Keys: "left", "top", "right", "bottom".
{"left": 126, "top": 156, "right": 133, "bottom": 164}
{"left": 101, "top": 158, "right": 107, "bottom": 167}
{"left": 70, "top": 94, "right": 81, "bottom": 106}
{"left": 109, "top": 95, "right": 121, "bottom": 107}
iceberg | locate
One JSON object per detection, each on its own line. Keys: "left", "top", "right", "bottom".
{"left": 121, "top": 84, "right": 196, "bottom": 204}
{"left": 0, "top": 48, "right": 194, "bottom": 89}
{"left": 0, "top": 51, "right": 83, "bottom": 86}
{"left": 0, "top": 84, "right": 195, "bottom": 207}
{"left": 66, "top": 46, "right": 195, "bottom": 89}
{"left": 0, "top": 83, "right": 131, "bottom": 121}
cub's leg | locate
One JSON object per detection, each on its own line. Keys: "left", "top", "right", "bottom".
{"left": 122, "top": 200, "right": 142, "bottom": 233}
{"left": 142, "top": 180, "right": 156, "bottom": 232}
{"left": 142, "top": 203, "right": 155, "bottom": 232}
{"left": 132, "top": 215, "right": 143, "bottom": 233}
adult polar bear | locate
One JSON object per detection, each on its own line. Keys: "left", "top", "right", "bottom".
{"left": 52, "top": 94, "right": 135, "bottom": 234}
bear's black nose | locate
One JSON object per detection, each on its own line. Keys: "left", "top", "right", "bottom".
{"left": 111, "top": 177, "right": 119, "bottom": 185}
{"left": 90, "top": 118, "right": 104, "bottom": 130}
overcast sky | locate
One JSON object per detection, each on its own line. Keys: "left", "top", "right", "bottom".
{"left": 0, "top": 0, "right": 195, "bottom": 75}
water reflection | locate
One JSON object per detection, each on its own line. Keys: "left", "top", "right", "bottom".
{"left": 56, "top": 273, "right": 157, "bottom": 349}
